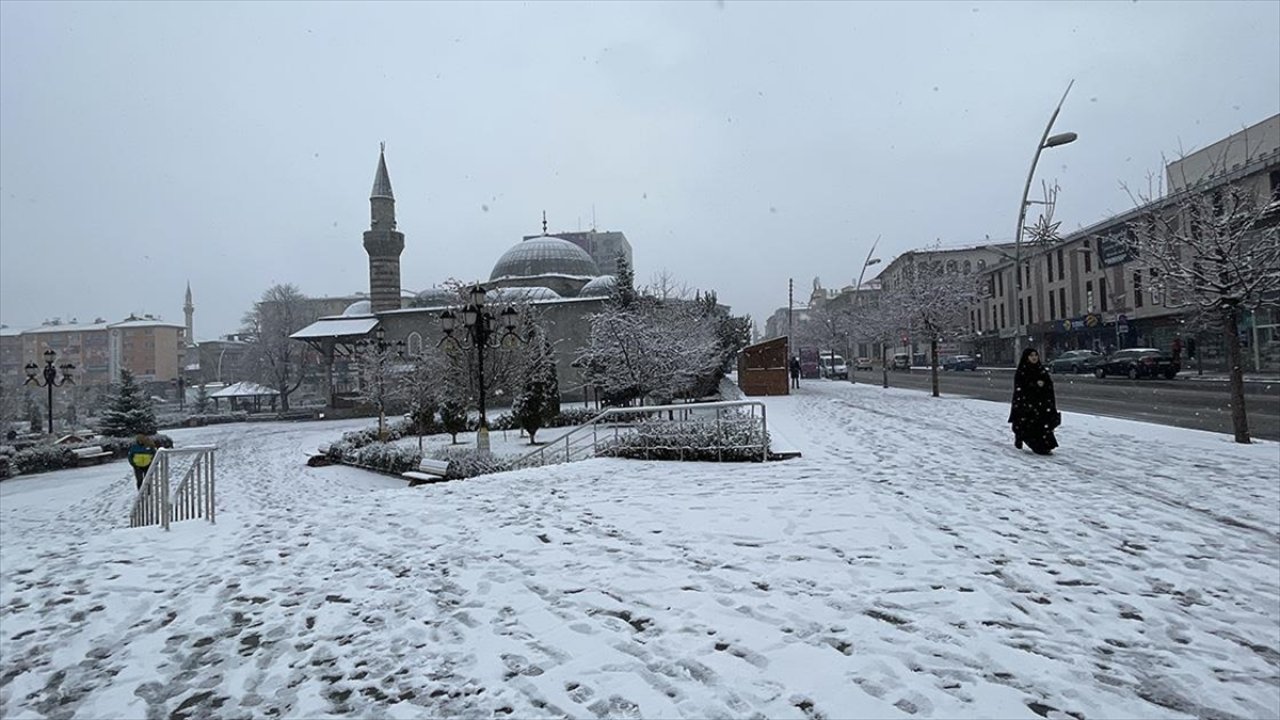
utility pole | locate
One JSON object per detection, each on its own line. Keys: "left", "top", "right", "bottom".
{"left": 787, "top": 278, "right": 794, "bottom": 362}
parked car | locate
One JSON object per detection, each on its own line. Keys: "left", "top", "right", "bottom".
{"left": 854, "top": 357, "right": 874, "bottom": 371}
{"left": 891, "top": 353, "right": 911, "bottom": 370}
{"left": 941, "top": 354, "right": 978, "bottom": 371}
{"left": 819, "top": 355, "right": 848, "bottom": 380}
{"left": 1094, "top": 348, "right": 1180, "bottom": 380}
{"left": 1048, "top": 349, "right": 1104, "bottom": 374}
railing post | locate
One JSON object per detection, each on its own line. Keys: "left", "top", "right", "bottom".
{"left": 760, "top": 404, "right": 768, "bottom": 462}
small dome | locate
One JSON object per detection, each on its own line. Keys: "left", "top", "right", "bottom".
{"left": 490, "top": 237, "right": 599, "bottom": 281}
{"left": 578, "top": 275, "right": 617, "bottom": 297}
{"left": 491, "top": 286, "right": 561, "bottom": 302}
{"left": 342, "top": 300, "right": 372, "bottom": 316}
{"left": 413, "top": 287, "right": 456, "bottom": 308}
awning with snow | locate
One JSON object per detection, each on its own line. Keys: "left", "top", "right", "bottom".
{"left": 209, "top": 382, "right": 280, "bottom": 398}
{"left": 290, "top": 317, "right": 379, "bottom": 340}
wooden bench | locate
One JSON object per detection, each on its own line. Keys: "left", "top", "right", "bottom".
{"left": 402, "top": 458, "right": 451, "bottom": 484}
{"left": 71, "top": 446, "right": 113, "bottom": 466}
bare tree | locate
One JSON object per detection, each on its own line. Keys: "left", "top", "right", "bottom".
{"left": 1126, "top": 174, "right": 1279, "bottom": 443}
{"left": 882, "top": 251, "right": 979, "bottom": 397}
{"left": 352, "top": 340, "right": 411, "bottom": 440}
{"left": 241, "top": 284, "right": 321, "bottom": 410}
{"left": 796, "top": 301, "right": 852, "bottom": 378}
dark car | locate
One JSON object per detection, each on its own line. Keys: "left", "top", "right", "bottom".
{"left": 1093, "top": 348, "right": 1180, "bottom": 380}
{"left": 1048, "top": 349, "right": 1104, "bottom": 374}
{"left": 941, "top": 354, "right": 978, "bottom": 371}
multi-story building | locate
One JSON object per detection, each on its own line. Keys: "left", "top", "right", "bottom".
{"left": 7, "top": 315, "right": 185, "bottom": 387}
{"left": 973, "top": 114, "right": 1280, "bottom": 368}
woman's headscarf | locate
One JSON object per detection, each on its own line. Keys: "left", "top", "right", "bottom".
{"left": 1015, "top": 347, "right": 1046, "bottom": 383}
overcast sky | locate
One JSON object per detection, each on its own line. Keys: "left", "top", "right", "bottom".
{"left": 2, "top": 1, "right": 1277, "bottom": 340}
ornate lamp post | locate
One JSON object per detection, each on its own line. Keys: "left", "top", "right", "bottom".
{"left": 355, "top": 325, "right": 404, "bottom": 440}
{"left": 439, "top": 284, "right": 523, "bottom": 451}
{"left": 852, "top": 239, "right": 881, "bottom": 386}
{"left": 24, "top": 349, "right": 75, "bottom": 435}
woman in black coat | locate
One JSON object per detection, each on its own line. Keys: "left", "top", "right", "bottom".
{"left": 1008, "top": 347, "right": 1060, "bottom": 455}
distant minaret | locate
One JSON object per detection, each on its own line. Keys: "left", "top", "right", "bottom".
{"left": 363, "top": 143, "right": 405, "bottom": 313}
{"left": 183, "top": 281, "right": 195, "bottom": 346}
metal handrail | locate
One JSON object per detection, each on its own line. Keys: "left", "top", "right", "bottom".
{"left": 511, "top": 400, "right": 768, "bottom": 469}
{"left": 129, "top": 445, "right": 218, "bottom": 530}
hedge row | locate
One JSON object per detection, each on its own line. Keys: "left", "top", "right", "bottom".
{"left": 2, "top": 434, "right": 175, "bottom": 478}
{"left": 596, "top": 416, "right": 768, "bottom": 462}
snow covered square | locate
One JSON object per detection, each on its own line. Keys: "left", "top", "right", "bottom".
{"left": 2, "top": 381, "right": 1278, "bottom": 719}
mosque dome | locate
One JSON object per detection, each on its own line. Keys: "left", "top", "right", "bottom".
{"left": 490, "top": 236, "right": 600, "bottom": 281}
{"left": 342, "top": 300, "right": 372, "bottom": 316}
{"left": 578, "top": 275, "right": 617, "bottom": 298}
{"left": 413, "top": 287, "right": 456, "bottom": 308}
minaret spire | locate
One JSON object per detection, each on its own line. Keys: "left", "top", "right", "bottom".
{"left": 542, "top": 210, "right": 548, "bottom": 235}
{"left": 183, "top": 281, "right": 195, "bottom": 347}
{"left": 363, "top": 144, "right": 406, "bottom": 313}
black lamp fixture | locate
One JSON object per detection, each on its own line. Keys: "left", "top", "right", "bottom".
{"left": 24, "top": 348, "right": 75, "bottom": 435}
{"left": 439, "top": 283, "right": 525, "bottom": 449}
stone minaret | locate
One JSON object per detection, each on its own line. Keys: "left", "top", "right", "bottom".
{"left": 363, "top": 144, "right": 405, "bottom": 313}
{"left": 183, "top": 281, "right": 195, "bottom": 346}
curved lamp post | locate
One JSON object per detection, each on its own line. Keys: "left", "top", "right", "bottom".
{"left": 355, "top": 325, "right": 405, "bottom": 439}
{"left": 1012, "top": 80, "right": 1078, "bottom": 360}
{"left": 24, "top": 349, "right": 75, "bottom": 435}
{"left": 853, "top": 238, "right": 881, "bottom": 386}
{"left": 439, "top": 284, "right": 524, "bottom": 451}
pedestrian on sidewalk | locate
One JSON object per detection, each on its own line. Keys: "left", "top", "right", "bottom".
{"left": 127, "top": 434, "right": 156, "bottom": 490}
{"left": 789, "top": 356, "right": 801, "bottom": 389}
{"left": 1008, "top": 347, "right": 1060, "bottom": 455}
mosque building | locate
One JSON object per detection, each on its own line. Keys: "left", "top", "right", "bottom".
{"left": 291, "top": 147, "right": 632, "bottom": 405}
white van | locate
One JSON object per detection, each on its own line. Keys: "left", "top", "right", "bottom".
{"left": 819, "top": 355, "right": 848, "bottom": 380}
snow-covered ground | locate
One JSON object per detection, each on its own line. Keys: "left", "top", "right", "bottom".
{"left": 2, "top": 382, "right": 1277, "bottom": 719}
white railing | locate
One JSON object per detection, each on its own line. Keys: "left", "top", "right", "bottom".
{"left": 511, "top": 400, "right": 768, "bottom": 470}
{"left": 129, "top": 445, "right": 218, "bottom": 530}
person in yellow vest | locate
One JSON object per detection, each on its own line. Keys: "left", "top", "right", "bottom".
{"left": 127, "top": 434, "right": 156, "bottom": 490}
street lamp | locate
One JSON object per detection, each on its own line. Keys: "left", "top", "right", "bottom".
{"left": 439, "top": 284, "right": 525, "bottom": 451}
{"left": 852, "top": 238, "right": 881, "bottom": 386}
{"left": 24, "top": 349, "right": 75, "bottom": 435}
{"left": 1012, "top": 80, "right": 1078, "bottom": 360}
{"left": 356, "top": 325, "right": 405, "bottom": 440}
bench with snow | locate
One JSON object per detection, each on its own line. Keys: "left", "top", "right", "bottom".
{"left": 307, "top": 444, "right": 333, "bottom": 467}
{"left": 71, "top": 446, "right": 112, "bottom": 466}
{"left": 402, "top": 458, "right": 451, "bottom": 484}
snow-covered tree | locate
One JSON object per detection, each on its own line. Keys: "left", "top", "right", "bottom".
{"left": 100, "top": 369, "right": 158, "bottom": 437}
{"left": 882, "top": 250, "right": 980, "bottom": 397}
{"left": 512, "top": 335, "right": 560, "bottom": 444}
{"left": 240, "top": 284, "right": 320, "bottom": 411}
{"left": 1126, "top": 174, "right": 1280, "bottom": 444}
{"left": 439, "top": 399, "right": 468, "bottom": 444}
{"left": 577, "top": 293, "right": 724, "bottom": 406}
{"left": 352, "top": 337, "right": 410, "bottom": 440}
{"left": 614, "top": 252, "right": 637, "bottom": 308}
{"left": 194, "top": 384, "right": 210, "bottom": 414}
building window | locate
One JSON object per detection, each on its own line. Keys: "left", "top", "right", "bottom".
{"left": 1046, "top": 252, "right": 1053, "bottom": 283}
{"left": 406, "top": 332, "right": 423, "bottom": 356}
{"left": 1100, "top": 277, "right": 1109, "bottom": 312}
{"left": 1271, "top": 169, "right": 1280, "bottom": 201}
{"left": 1134, "top": 269, "right": 1144, "bottom": 309}
{"left": 1086, "top": 280, "right": 1094, "bottom": 312}
{"left": 1060, "top": 288, "right": 1067, "bottom": 317}
{"left": 997, "top": 272, "right": 1004, "bottom": 296}
{"left": 992, "top": 306, "right": 998, "bottom": 330}
{"left": 1084, "top": 250, "right": 1092, "bottom": 273}
{"left": 977, "top": 259, "right": 987, "bottom": 270}
{"left": 1049, "top": 292, "right": 1056, "bottom": 320}
{"left": 1057, "top": 248, "right": 1065, "bottom": 281}
{"left": 1000, "top": 304, "right": 1006, "bottom": 328}
{"left": 1026, "top": 297, "right": 1033, "bottom": 325}
{"left": 963, "top": 260, "right": 972, "bottom": 275}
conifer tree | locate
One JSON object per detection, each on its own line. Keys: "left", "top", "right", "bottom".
{"left": 100, "top": 370, "right": 158, "bottom": 437}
